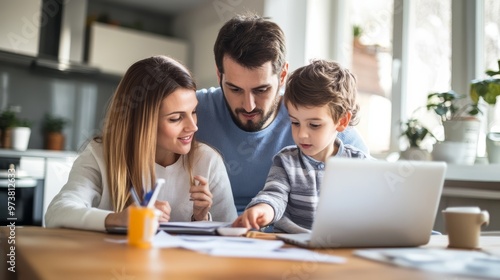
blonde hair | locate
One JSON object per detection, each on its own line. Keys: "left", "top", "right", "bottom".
{"left": 99, "top": 56, "right": 197, "bottom": 212}
{"left": 284, "top": 59, "right": 359, "bottom": 125}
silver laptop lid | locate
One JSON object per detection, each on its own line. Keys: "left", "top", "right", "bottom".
{"left": 310, "top": 158, "right": 447, "bottom": 248}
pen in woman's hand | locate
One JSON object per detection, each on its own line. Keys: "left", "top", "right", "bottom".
{"left": 130, "top": 185, "right": 142, "bottom": 206}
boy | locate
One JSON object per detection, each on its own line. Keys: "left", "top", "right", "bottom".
{"left": 233, "top": 60, "right": 369, "bottom": 233}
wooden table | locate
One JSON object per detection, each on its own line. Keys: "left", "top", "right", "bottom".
{"left": 1, "top": 227, "right": 499, "bottom": 280}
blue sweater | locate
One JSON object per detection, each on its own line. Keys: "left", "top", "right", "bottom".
{"left": 196, "top": 87, "right": 369, "bottom": 212}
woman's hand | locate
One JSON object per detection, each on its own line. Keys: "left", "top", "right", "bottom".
{"left": 104, "top": 200, "right": 171, "bottom": 228}
{"left": 189, "top": 175, "right": 213, "bottom": 221}
{"left": 104, "top": 208, "right": 129, "bottom": 228}
{"left": 154, "top": 200, "right": 171, "bottom": 222}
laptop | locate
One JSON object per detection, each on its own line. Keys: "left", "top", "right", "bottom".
{"left": 277, "top": 158, "right": 447, "bottom": 248}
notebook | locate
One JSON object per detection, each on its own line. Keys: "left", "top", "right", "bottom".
{"left": 277, "top": 158, "right": 447, "bottom": 248}
{"left": 106, "top": 221, "right": 232, "bottom": 235}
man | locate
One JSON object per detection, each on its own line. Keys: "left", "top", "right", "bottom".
{"left": 196, "top": 14, "right": 369, "bottom": 213}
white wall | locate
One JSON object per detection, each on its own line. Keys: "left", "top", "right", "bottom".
{"left": 263, "top": 0, "right": 308, "bottom": 72}
{"left": 262, "top": 0, "right": 354, "bottom": 72}
{"left": 173, "top": 0, "right": 354, "bottom": 87}
{"left": 173, "top": 0, "right": 266, "bottom": 88}
{"left": 305, "top": 0, "right": 331, "bottom": 63}
{"left": 264, "top": 0, "right": 349, "bottom": 71}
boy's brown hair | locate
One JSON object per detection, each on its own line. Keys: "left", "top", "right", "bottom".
{"left": 284, "top": 59, "right": 359, "bottom": 125}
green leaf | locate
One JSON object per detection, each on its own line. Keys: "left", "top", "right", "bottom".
{"left": 42, "top": 113, "right": 69, "bottom": 133}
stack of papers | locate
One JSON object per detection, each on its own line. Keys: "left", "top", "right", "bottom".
{"left": 106, "top": 222, "right": 345, "bottom": 263}
{"left": 355, "top": 248, "right": 500, "bottom": 279}
{"left": 153, "top": 231, "right": 345, "bottom": 263}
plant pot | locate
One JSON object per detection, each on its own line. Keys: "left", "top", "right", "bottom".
{"left": 45, "top": 132, "right": 65, "bottom": 150}
{"left": 400, "top": 147, "right": 431, "bottom": 161}
{"left": 486, "top": 132, "right": 500, "bottom": 164}
{"left": 443, "top": 119, "right": 480, "bottom": 165}
{"left": 11, "top": 127, "right": 31, "bottom": 151}
{"left": 431, "top": 141, "right": 469, "bottom": 164}
{"left": 1, "top": 128, "right": 12, "bottom": 148}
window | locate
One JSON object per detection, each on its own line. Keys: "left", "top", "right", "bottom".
{"left": 351, "top": 0, "right": 457, "bottom": 155}
{"left": 482, "top": 0, "right": 500, "bottom": 143}
{"left": 484, "top": 0, "right": 500, "bottom": 73}
{"left": 350, "top": 0, "right": 393, "bottom": 153}
{"left": 406, "top": 0, "right": 451, "bottom": 145}
{"left": 344, "top": 1, "right": 493, "bottom": 158}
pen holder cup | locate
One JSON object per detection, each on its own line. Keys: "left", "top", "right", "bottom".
{"left": 127, "top": 206, "right": 160, "bottom": 248}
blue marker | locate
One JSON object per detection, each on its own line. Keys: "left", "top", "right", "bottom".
{"left": 144, "top": 179, "right": 165, "bottom": 208}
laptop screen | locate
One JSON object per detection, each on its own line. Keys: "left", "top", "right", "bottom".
{"left": 308, "top": 158, "right": 446, "bottom": 248}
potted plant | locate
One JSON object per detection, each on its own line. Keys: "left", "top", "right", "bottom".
{"left": 42, "top": 113, "right": 69, "bottom": 150}
{"left": 426, "top": 90, "right": 481, "bottom": 141}
{"left": 470, "top": 59, "right": 500, "bottom": 163}
{"left": 470, "top": 59, "right": 500, "bottom": 107}
{"left": 0, "top": 109, "right": 17, "bottom": 148}
{"left": 353, "top": 25, "right": 363, "bottom": 47}
{"left": 426, "top": 90, "right": 480, "bottom": 121}
{"left": 0, "top": 109, "right": 33, "bottom": 150}
{"left": 11, "top": 117, "right": 33, "bottom": 151}
{"left": 426, "top": 90, "right": 481, "bottom": 165}
{"left": 399, "top": 118, "right": 436, "bottom": 161}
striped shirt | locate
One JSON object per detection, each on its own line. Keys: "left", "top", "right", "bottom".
{"left": 247, "top": 139, "right": 368, "bottom": 233}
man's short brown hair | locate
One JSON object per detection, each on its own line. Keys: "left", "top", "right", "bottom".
{"left": 214, "top": 13, "right": 286, "bottom": 75}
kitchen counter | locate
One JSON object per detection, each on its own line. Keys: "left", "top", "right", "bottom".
{"left": 0, "top": 148, "right": 78, "bottom": 227}
{"left": 437, "top": 163, "right": 500, "bottom": 232}
{"left": 0, "top": 148, "right": 78, "bottom": 159}
{"left": 446, "top": 163, "right": 500, "bottom": 182}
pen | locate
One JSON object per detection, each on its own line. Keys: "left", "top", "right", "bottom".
{"left": 146, "top": 179, "right": 165, "bottom": 208}
{"left": 129, "top": 185, "right": 142, "bottom": 206}
{"left": 245, "top": 231, "right": 278, "bottom": 240}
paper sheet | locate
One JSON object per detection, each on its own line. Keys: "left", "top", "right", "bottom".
{"left": 355, "top": 248, "right": 500, "bottom": 279}
{"left": 105, "top": 231, "right": 345, "bottom": 263}
{"left": 209, "top": 247, "right": 345, "bottom": 263}
{"left": 153, "top": 231, "right": 284, "bottom": 251}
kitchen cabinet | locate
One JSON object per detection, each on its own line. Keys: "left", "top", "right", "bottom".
{"left": 87, "top": 22, "right": 189, "bottom": 76}
{"left": 0, "top": 0, "right": 41, "bottom": 56}
{"left": 0, "top": 149, "right": 77, "bottom": 226}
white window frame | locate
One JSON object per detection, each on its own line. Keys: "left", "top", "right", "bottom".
{"left": 388, "top": 0, "right": 484, "bottom": 155}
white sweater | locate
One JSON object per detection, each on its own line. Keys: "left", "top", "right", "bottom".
{"left": 45, "top": 141, "right": 237, "bottom": 231}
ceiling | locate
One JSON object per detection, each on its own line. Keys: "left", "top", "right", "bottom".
{"left": 99, "top": 0, "right": 206, "bottom": 15}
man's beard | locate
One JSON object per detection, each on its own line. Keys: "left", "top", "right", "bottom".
{"left": 224, "top": 92, "right": 281, "bottom": 132}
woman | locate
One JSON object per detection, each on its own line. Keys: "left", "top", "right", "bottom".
{"left": 45, "top": 56, "right": 237, "bottom": 231}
